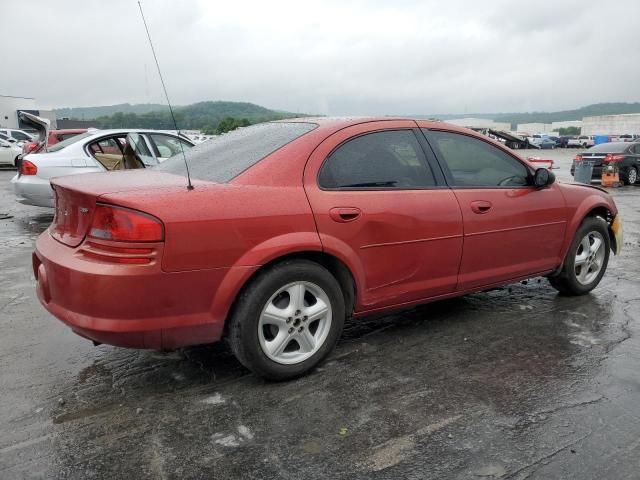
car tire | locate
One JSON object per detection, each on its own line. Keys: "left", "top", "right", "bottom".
{"left": 548, "top": 216, "right": 610, "bottom": 296}
{"left": 622, "top": 166, "right": 638, "bottom": 185}
{"left": 227, "top": 259, "right": 345, "bottom": 380}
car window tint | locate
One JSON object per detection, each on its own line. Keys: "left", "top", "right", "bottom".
{"left": 426, "top": 130, "right": 529, "bottom": 187}
{"left": 318, "top": 130, "right": 435, "bottom": 189}
{"left": 148, "top": 134, "right": 193, "bottom": 159}
{"left": 12, "top": 131, "right": 31, "bottom": 141}
{"left": 156, "top": 122, "right": 318, "bottom": 183}
{"left": 632, "top": 144, "right": 640, "bottom": 154}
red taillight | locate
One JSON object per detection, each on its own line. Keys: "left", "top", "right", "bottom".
{"left": 604, "top": 154, "right": 625, "bottom": 163}
{"left": 20, "top": 160, "right": 38, "bottom": 175}
{"left": 88, "top": 204, "right": 164, "bottom": 242}
{"left": 574, "top": 155, "right": 583, "bottom": 162}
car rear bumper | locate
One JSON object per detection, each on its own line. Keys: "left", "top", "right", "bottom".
{"left": 34, "top": 231, "right": 252, "bottom": 349}
{"left": 11, "top": 174, "right": 55, "bottom": 207}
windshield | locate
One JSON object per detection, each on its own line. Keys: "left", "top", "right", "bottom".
{"left": 588, "top": 142, "right": 629, "bottom": 153}
{"left": 156, "top": 122, "right": 317, "bottom": 182}
{"left": 47, "top": 131, "right": 96, "bottom": 152}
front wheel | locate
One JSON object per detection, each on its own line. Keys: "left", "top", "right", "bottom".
{"left": 623, "top": 166, "right": 638, "bottom": 185}
{"left": 227, "top": 260, "right": 345, "bottom": 380}
{"left": 548, "top": 217, "right": 610, "bottom": 295}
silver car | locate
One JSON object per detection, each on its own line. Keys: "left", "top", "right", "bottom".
{"left": 11, "top": 118, "right": 194, "bottom": 207}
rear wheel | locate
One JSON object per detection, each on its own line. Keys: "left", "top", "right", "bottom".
{"left": 227, "top": 260, "right": 345, "bottom": 380}
{"left": 622, "top": 166, "right": 638, "bottom": 185}
{"left": 548, "top": 217, "right": 610, "bottom": 295}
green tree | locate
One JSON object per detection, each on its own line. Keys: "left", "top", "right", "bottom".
{"left": 556, "top": 126, "right": 581, "bottom": 135}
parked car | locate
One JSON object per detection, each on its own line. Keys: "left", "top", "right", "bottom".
{"left": 11, "top": 125, "right": 195, "bottom": 207}
{"left": 32, "top": 118, "right": 622, "bottom": 380}
{"left": 0, "top": 128, "right": 34, "bottom": 143}
{"left": 538, "top": 138, "right": 557, "bottom": 149}
{"left": 22, "top": 128, "right": 91, "bottom": 155}
{"left": 570, "top": 142, "right": 640, "bottom": 185}
{"left": 557, "top": 135, "right": 576, "bottom": 148}
{"left": 0, "top": 138, "right": 22, "bottom": 166}
{"left": 568, "top": 135, "right": 595, "bottom": 148}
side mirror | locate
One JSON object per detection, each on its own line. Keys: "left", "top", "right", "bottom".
{"left": 533, "top": 167, "right": 555, "bottom": 188}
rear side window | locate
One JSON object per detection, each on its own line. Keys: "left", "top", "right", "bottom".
{"left": 318, "top": 130, "right": 435, "bottom": 189}
{"left": 156, "top": 122, "right": 317, "bottom": 182}
{"left": 426, "top": 130, "right": 529, "bottom": 187}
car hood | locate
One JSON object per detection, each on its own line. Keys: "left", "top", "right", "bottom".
{"left": 558, "top": 180, "right": 609, "bottom": 194}
{"left": 18, "top": 112, "right": 50, "bottom": 148}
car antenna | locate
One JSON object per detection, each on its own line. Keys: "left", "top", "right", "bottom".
{"left": 137, "top": 1, "right": 194, "bottom": 190}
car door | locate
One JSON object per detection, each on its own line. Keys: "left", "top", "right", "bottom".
{"left": 0, "top": 139, "right": 15, "bottom": 165}
{"left": 421, "top": 127, "right": 567, "bottom": 291}
{"left": 303, "top": 121, "right": 463, "bottom": 312}
{"left": 146, "top": 133, "right": 193, "bottom": 162}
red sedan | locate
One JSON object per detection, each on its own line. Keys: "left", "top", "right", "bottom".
{"left": 34, "top": 118, "right": 623, "bottom": 379}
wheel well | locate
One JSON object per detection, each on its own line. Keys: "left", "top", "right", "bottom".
{"left": 225, "top": 252, "right": 357, "bottom": 331}
{"left": 584, "top": 206, "right": 616, "bottom": 252}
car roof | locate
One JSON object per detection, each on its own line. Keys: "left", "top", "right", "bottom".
{"left": 276, "top": 116, "right": 457, "bottom": 134}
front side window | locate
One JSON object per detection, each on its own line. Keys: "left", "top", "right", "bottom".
{"left": 148, "top": 134, "right": 193, "bottom": 160}
{"left": 318, "top": 130, "right": 435, "bottom": 189}
{"left": 426, "top": 130, "right": 529, "bottom": 187}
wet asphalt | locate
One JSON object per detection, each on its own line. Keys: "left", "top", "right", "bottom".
{"left": 1, "top": 150, "right": 639, "bottom": 479}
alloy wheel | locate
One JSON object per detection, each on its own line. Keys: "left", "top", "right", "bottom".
{"left": 574, "top": 231, "right": 606, "bottom": 285}
{"left": 628, "top": 167, "right": 637, "bottom": 185}
{"left": 258, "top": 281, "right": 332, "bottom": 365}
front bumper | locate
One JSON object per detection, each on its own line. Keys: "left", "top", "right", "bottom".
{"left": 611, "top": 215, "right": 623, "bottom": 256}
{"left": 34, "top": 231, "right": 234, "bottom": 349}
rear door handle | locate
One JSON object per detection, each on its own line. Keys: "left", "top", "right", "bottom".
{"left": 470, "top": 200, "right": 493, "bottom": 214}
{"left": 329, "top": 207, "right": 361, "bottom": 223}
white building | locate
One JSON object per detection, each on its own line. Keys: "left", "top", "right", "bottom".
{"left": 516, "top": 123, "right": 553, "bottom": 134}
{"left": 581, "top": 114, "right": 640, "bottom": 135}
{"left": 0, "top": 94, "right": 56, "bottom": 129}
{"left": 446, "top": 117, "right": 511, "bottom": 131}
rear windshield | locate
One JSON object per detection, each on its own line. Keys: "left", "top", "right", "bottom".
{"left": 48, "top": 131, "right": 95, "bottom": 152}
{"left": 588, "top": 142, "right": 628, "bottom": 153}
{"left": 155, "top": 122, "right": 317, "bottom": 182}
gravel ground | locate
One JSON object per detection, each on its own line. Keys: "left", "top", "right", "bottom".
{"left": 1, "top": 149, "right": 639, "bottom": 479}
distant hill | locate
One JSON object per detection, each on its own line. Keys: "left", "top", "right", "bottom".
{"left": 55, "top": 103, "right": 169, "bottom": 119}
{"left": 54, "top": 101, "right": 303, "bottom": 131}
{"left": 427, "top": 102, "right": 640, "bottom": 128}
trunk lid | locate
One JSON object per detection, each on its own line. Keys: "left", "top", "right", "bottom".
{"left": 49, "top": 170, "right": 204, "bottom": 247}
{"left": 18, "top": 112, "right": 50, "bottom": 150}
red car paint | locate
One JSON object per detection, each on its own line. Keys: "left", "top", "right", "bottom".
{"left": 22, "top": 129, "right": 88, "bottom": 154}
{"left": 33, "top": 118, "right": 619, "bottom": 349}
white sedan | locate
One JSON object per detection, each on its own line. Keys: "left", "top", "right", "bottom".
{"left": 11, "top": 129, "right": 194, "bottom": 207}
{"left": 0, "top": 138, "right": 22, "bottom": 166}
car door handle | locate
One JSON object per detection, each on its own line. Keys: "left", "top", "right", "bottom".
{"left": 470, "top": 200, "right": 493, "bottom": 214}
{"left": 329, "top": 207, "right": 361, "bottom": 223}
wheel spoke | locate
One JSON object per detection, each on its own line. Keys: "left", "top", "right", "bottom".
{"left": 580, "top": 236, "right": 591, "bottom": 255}
{"left": 261, "top": 303, "right": 290, "bottom": 328}
{"left": 589, "top": 237, "right": 602, "bottom": 255}
{"left": 296, "top": 329, "right": 316, "bottom": 353}
{"left": 266, "top": 331, "right": 292, "bottom": 357}
{"left": 574, "top": 251, "right": 589, "bottom": 266}
{"left": 576, "top": 266, "right": 589, "bottom": 283}
{"left": 287, "top": 284, "right": 306, "bottom": 311}
{"left": 304, "top": 299, "right": 329, "bottom": 322}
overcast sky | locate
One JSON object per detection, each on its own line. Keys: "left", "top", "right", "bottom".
{"left": 3, "top": 0, "right": 639, "bottom": 115}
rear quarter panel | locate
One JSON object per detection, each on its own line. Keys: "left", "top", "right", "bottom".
{"left": 99, "top": 183, "right": 322, "bottom": 272}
